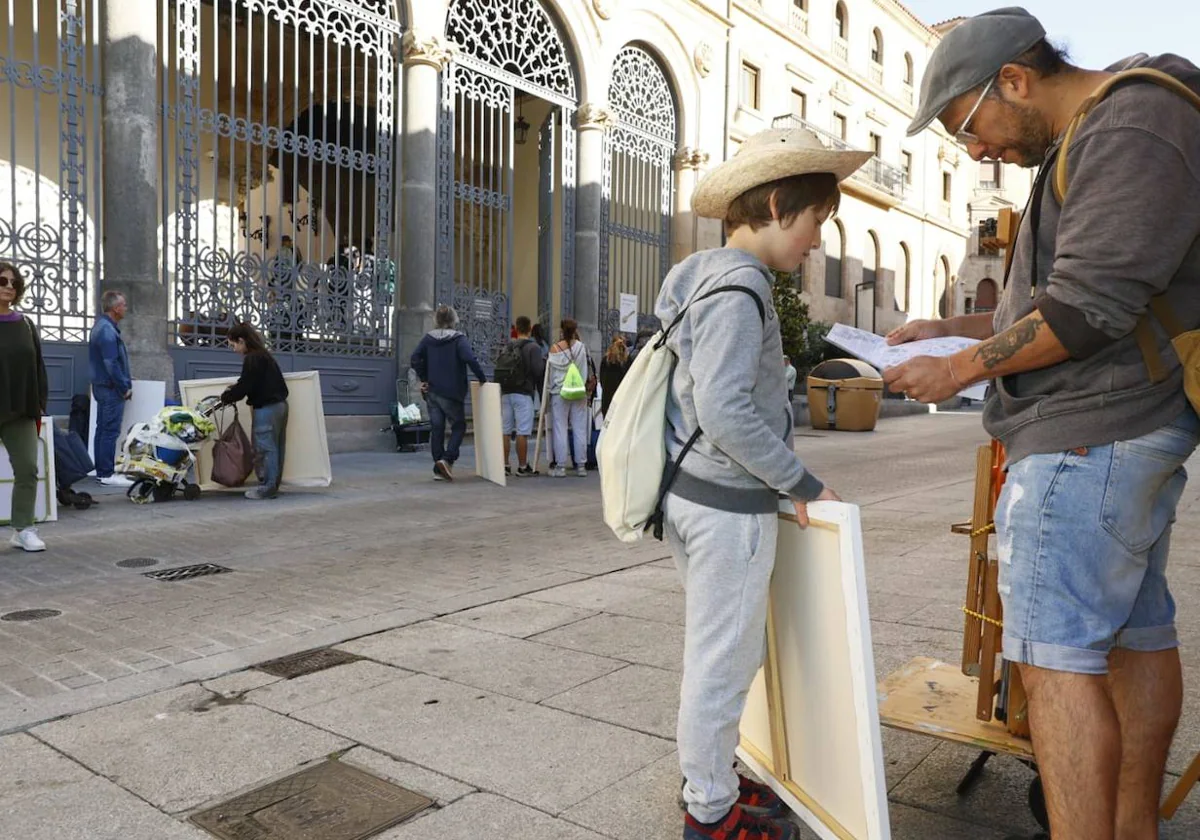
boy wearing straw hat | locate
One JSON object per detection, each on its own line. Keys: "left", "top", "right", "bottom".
{"left": 656, "top": 128, "right": 869, "bottom": 840}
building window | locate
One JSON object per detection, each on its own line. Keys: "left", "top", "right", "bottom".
{"left": 740, "top": 62, "right": 760, "bottom": 111}
{"left": 834, "top": 2, "right": 848, "bottom": 40}
{"left": 979, "top": 160, "right": 1001, "bottom": 189}
{"left": 942, "top": 172, "right": 952, "bottom": 202}
{"left": 833, "top": 112, "right": 847, "bottom": 141}
{"left": 871, "top": 29, "right": 883, "bottom": 65}
{"left": 791, "top": 88, "right": 807, "bottom": 121}
{"left": 793, "top": 0, "right": 806, "bottom": 8}
{"left": 904, "top": 53, "right": 914, "bottom": 85}
{"left": 869, "top": 132, "right": 882, "bottom": 157}
{"left": 825, "top": 221, "right": 845, "bottom": 298}
{"left": 901, "top": 151, "right": 913, "bottom": 184}
{"left": 896, "top": 243, "right": 911, "bottom": 312}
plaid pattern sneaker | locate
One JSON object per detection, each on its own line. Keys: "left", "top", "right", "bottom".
{"left": 679, "top": 774, "right": 788, "bottom": 820}
{"left": 683, "top": 805, "right": 797, "bottom": 840}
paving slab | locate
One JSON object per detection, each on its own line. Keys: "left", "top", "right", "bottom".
{"left": 245, "top": 660, "right": 410, "bottom": 715}
{"left": 294, "top": 674, "right": 675, "bottom": 814}
{"left": 601, "top": 588, "right": 687, "bottom": 626}
{"left": 440, "top": 597, "right": 596, "bottom": 638}
{"left": 0, "top": 733, "right": 210, "bottom": 840}
{"left": 543, "top": 664, "right": 681, "bottom": 740}
{"left": 200, "top": 669, "right": 281, "bottom": 697}
{"left": 532, "top": 614, "right": 684, "bottom": 671}
{"left": 32, "top": 684, "right": 352, "bottom": 814}
{"left": 598, "top": 564, "right": 683, "bottom": 592}
{"left": 526, "top": 578, "right": 658, "bottom": 611}
{"left": 562, "top": 751, "right": 684, "bottom": 840}
{"left": 338, "top": 620, "right": 625, "bottom": 703}
{"left": 379, "top": 792, "right": 609, "bottom": 840}
{"left": 337, "top": 746, "right": 476, "bottom": 806}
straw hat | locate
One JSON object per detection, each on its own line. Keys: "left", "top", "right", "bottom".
{"left": 692, "top": 128, "right": 873, "bottom": 219}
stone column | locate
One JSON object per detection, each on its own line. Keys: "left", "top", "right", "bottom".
{"left": 573, "top": 103, "right": 614, "bottom": 354}
{"left": 672, "top": 146, "right": 710, "bottom": 265}
{"left": 101, "top": 0, "right": 173, "bottom": 387}
{"left": 398, "top": 31, "right": 453, "bottom": 378}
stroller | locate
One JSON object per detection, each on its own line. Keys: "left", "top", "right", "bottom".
{"left": 53, "top": 427, "right": 97, "bottom": 511}
{"left": 115, "top": 397, "right": 220, "bottom": 504}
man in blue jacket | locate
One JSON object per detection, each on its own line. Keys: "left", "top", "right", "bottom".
{"left": 410, "top": 305, "right": 487, "bottom": 481}
{"left": 88, "top": 290, "right": 133, "bottom": 487}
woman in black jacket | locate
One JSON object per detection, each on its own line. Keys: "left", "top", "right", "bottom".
{"left": 221, "top": 323, "right": 289, "bottom": 499}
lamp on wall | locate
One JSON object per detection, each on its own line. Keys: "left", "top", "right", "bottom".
{"left": 515, "top": 97, "right": 530, "bottom": 145}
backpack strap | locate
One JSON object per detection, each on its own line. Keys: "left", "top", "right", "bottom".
{"left": 1048, "top": 68, "right": 1200, "bottom": 385}
{"left": 646, "top": 283, "right": 767, "bottom": 540}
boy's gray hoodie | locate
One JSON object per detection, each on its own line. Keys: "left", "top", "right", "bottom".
{"left": 655, "top": 248, "right": 824, "bottom": 513}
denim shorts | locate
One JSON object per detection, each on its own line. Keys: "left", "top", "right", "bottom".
{"left": 501, "top": 392, "right": 535, "bottom": 436}
{"left": 996, "top": 407, "right": 1200, "bottom": 675}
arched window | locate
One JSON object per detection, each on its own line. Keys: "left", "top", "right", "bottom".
{"left": 937, "top": 256, "right": 952, "bottom": 318}
{"left": 904, "top": 52, "right": 915, "bottom": 86}
{"left": 835, "top": 2, "right": 848, "bottom": 40}
{"left": 871, "top": 29, "right": 883, "bottom": 65}
{"left": 895, "top": 242, "right": 911, "bottom": 312}
{"left": 864, "top": 231, "right": 880, "bottom": 287}
{"left": 825, "top": 221, "right": 845, "bottom": 298}
{"left": 793, "top": 0, "right": 806, "bottom": 9}
{"left": 976, "top": 278, "right": 998, "bottom": 312}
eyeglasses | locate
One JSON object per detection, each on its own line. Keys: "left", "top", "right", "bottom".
{"left": 0, "top": 275, "right": 16, "bottom": 288}
{"left": 954, "top": 77, "right": 994, "bottom": 146}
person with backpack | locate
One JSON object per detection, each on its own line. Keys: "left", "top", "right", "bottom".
{"left": 546, "top": 318, "right": 590, "bottom": 478}
{"left": 410, "top": 305, "right": 488, "bottom": 482}
{"left": 882, "top": 10, "right": 1200, "bottom": 840}
{"left": 494, "top": 315, "right": 544, "bottom": 477}
{"left": 619, "top": 128, "right": 861, "bottom": 840}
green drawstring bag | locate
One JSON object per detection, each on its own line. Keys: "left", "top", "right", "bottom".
{"left": 561, "top": 361, "right": 587, "bottom": 401}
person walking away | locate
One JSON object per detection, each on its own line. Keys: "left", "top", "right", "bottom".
{"left": 882, "top": 10, "right": 1200, "bottom": 840}
{"left": 0, "top": 262, "right": 49, "bottom": 551}
{"left": 600, "top": 335, "right": 630, "bottom": 420}
{"left": 546, "top": 319, "right": 590, "bottom": 478}
{"left": 495, "top": 315, "right": 544, "bottom": 477}
{"left": 220, "top": 323, "right": 289, "bottom": 500}
{"left": 662, "top": 127, "right": 863, "bottom": 839}
{"left": 410, "top": 305, "right": 487, "bottom": 482}
{"left": 783, "top": 355, "right": 797, "bottom": 403}
{"left": 88, "top": 290, "right": 133, "bottom": 487}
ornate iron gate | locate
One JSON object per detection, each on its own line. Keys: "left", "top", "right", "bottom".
{"left": 439, "top": 0, "right": 576, "bottom": 370}
{"left": 160, "top": 0, "right": 402, "bottom": 414}
{"left": 1, "top": 0, "right": 104, "bottom": 411}
{"left": 600, "top": 45, "right": 676, "bottom": 344}
{"left": 537, "top": 111, "right": 554, "bottom": 331}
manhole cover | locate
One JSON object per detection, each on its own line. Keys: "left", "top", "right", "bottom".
{"left": 1, "top": 609, "right": 62, "bottom": 622}
{"left": 190, "top": 759, "right": 432, "bottom": 840}
{"left": 256, "top": 648, "right": 361, "bottom": 680}
{"left": 117, "top": 557, "right": 160, "bottom": 568}
{"left": 143, "top": 563, "right": 232, "bottom": 582}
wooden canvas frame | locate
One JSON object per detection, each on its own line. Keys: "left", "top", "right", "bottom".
{"left": 738, "top": 500, "right": 890, "bottom": 840}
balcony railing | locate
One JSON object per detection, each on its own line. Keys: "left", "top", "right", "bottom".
{"left": 870, "top": 64, "right": 883, "bottom": 86}
{"left": 771, "top": 114, "right": 907, "bottom": 201}
{"left": 833, "top": 37, "right": 848, "bottom": 63}
{"left": 789, "top": 6, "right": 808, "bottom": 34}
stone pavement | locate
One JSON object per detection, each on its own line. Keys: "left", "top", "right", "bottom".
{"left": 3, "top": 412, "right": 1200, "bottom": 838}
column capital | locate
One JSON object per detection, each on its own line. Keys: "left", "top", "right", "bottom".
{"left": 674, "top": 146, "right": 710, "bottom": 171}
{"left": 402, "top": 30, "right": 455, "bottom": 70}
{"left": 576, "top": 102, "right": 617, "bottom": 132}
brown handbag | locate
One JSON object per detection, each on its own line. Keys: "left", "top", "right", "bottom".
{"left": 210, "top": 405, "right": 254, "bottom": 487}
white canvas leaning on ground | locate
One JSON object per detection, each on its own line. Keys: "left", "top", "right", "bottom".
{"left": 87, "top": 379, "right": 167, "bottom": 473}
{"left": 470, "top": 381, "right": 506, "bottom": 487}
{"left": 737, "top": 499, "right": 890, "bottom": 840}
{"left": 0, "top": 417, "right": 57, "bottom": 525}
{"left": 178, "top": 371, "right": 332, "bottom": 491}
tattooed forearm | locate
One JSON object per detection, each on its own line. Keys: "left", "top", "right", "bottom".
{"left": 972, "top": 315, "right": 1045, "bottom": 370}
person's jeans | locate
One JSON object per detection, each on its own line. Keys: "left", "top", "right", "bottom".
{"left": 93, "top": 384, "right": 125, "bottom": 478}
{"left": 251, "top": 401, "right": 289, "bottom": 494}
{"left": 428, "top": 393, "right": 466, "bottom": 464}
{"left": 0, "top": 413, "right": 39, "bottom": 529}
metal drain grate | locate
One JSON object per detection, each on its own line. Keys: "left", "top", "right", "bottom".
{"left": 117, "top": 557, "right": 160, "bottom": 568}
{"left": 256, "top": 648, "right": 362, "bottom": 679}
{"left": 190, "top": 758, "right": 432, "bottom": 839}
{"left": 143, "top": 563, "right": 232, "bottom": 582}
{"left": 1, "top": 609, "right": 62, "bottom": 622}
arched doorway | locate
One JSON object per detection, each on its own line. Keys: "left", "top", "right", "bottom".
{"left": 601, "top": 44, "right": 679, "bottom": 344}
{"left": 895, "top": 242, "right": 910, "bottom": 312}
{"left": 976, "top": 277, "right": 998, "bottom": 312}
{"left": 858, "top": 231, "right": 879, "bottom": 331}
{"left": 936, "top": 256, "right": 951, "bottom": 318}
{"left": 825, "top": 221, "right": 845, "bottom": 298}
{"left": 159, "top": 0, "right": 405, "bottom": 413}
{"left": 438, "top": 0, "right": 579, "bottom": 370}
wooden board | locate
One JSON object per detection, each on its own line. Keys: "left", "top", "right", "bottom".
{"left": 179, "top": 371, "right": 332, "bottom": 491}
{"left": 470, "top": 381, "right": 506, "bottom": 487}
{"left": 738, "top": 501, "right": 889, "bottom": 840}
{"left": 878, "top": 657, "right": 1034, "bottom": 759}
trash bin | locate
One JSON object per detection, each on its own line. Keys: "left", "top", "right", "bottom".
{"left": 807, "top": 358, "right": 883, "bottom": 431}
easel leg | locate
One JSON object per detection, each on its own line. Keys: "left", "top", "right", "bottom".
{"left": 955, "top": 750, "right": 996, "bottom": 795}
{"left": 1161, "top": 750, "right": 1200, "bottom": 820}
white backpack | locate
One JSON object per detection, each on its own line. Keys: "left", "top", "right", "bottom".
{"left": 598, "top": 284, "right": 765, "bottom": 542}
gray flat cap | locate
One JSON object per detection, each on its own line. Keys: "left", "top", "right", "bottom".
{"left": 907, "top": 7, "right": 1046, "bottom": 136}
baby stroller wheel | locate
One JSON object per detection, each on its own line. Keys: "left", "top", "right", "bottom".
{"left": 128, "top": 479, "right": 155, "bottom": 505}
{"left": 152, "top": 483, "right": 175, "bottom": 503}
{"left": 183, "top": 483, "right": 201, "bottom": 502}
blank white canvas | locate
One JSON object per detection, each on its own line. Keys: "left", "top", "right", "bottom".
{"left": 87, "top": 380, "right": 167, "bottom": 473}
{"left": 470, "top": 382, "right": 506, "bottom": 487}
{"left": 0, "top": 418, "right": 57, "bottom": 524}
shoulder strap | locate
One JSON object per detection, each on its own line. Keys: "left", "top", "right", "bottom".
{"left": 655, "top": 284, "right": 766, "bottom": 351}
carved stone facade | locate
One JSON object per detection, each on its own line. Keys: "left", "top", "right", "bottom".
{"left": 402, "top": 30, "right": 454, "bottom": 69}
{"left": 674, "top": 146, "right": 709, "bottom": 171}
{"left": 576, "top": 102, "right": 616, "bottom": 132}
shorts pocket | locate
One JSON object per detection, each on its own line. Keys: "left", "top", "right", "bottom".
{"left": 1101, "top": 441, "right": 1186, "bottom": 554}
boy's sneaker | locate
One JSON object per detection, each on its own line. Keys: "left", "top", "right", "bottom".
{"left": 10, "top": 528, "right": 46, "bottom": 552}
{"left": 435, "top": 460, "right": 454, "bottom": 482}
{"left": 516, "top": 465, "right": 535, "bottom": 477}
{"left": 683, "top": 805, "right": 796, "bottom": 840}
{"left": 680, "top": 774, "right": 788, "bottom": 819}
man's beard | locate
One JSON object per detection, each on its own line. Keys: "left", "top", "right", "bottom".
{"left": 1005, "top": 101, "right": 1055, "bottom": 168}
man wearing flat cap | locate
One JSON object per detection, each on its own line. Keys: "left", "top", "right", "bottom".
{"left": 884, "top": 8, "right": 1200, "bottom": 840}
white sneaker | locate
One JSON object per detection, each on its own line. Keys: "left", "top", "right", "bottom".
{"left": 10, "top": 528, "right": 46, "bottom": 552}
{"left": 99, "top": 474, "right": 134, "bottom": 487}
{"left": 575, "top": 467, "right": 587, "bottom": 478}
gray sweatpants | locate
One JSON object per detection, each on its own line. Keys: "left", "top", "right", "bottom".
{"left": 664, "top": 492, "right": 779, "bottom": 824}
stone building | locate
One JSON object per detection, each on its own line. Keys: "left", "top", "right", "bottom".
{"left": 0, "top": 0, "right": 1030, "bottom": 423}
